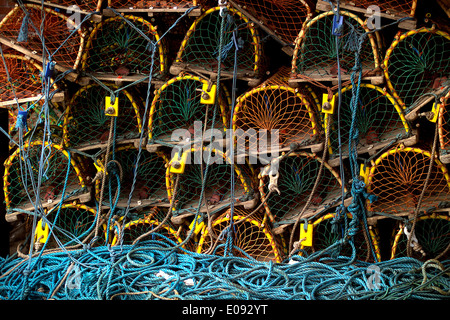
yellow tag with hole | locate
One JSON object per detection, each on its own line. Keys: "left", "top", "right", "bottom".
{"left": 200, "top": 83, "right": 216, "bottom": 105}
{"left": 300, "top": 223, "right": 313, "bottom": 247}
{"left": 105, "top": 96, "right": 119, "bottom": 117}
{"left": 359, "top": 164, "right": 370, "bottom": 184}
{"left": 429, "top": 102, "right": 440, "bottom": 123}
{"left": 169, "top": 150, "right": 189, "bottom": 174}
{"left": 35, "top": 219, "right": 49, "bottom": 244}
{"left": 321, "top": 94, "right": 335, "bottom": 114}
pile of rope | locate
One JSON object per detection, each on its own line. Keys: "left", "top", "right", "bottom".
{"left": 0, "top": 239, "right": 449, "bottom": 300}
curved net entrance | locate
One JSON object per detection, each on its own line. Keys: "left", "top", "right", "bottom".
{"left": 367, "top": 146, "right": 450, "bottom": 215}
{"left": 391, "top": 214, "right": 450, "bottom": 261}
{"left": 62, "top": 84, "right": 142, "bottom": 149}
{"left": 326, "top": 84, "right": 411, "bottom": 157}
{"left": 196, "top": 207, "right": 283, "bottom": 262}
{"left": 81, "top": 15, "right": 167, "bottom": 78}
{"left": 383, "top": 28, "right": 450, "bottom": 110}
{"left": 149, "top": 73, "right": 229, "bottom": 144}
{"left": 259, "top": 152, "right": 343, "bottom": 226}
{"left": 173, "top": 6, "right": 263, "bottom": 81}
{"left": 290, "top": 10, "right": 379, "bottom": 83}
{"left": 0, "top": 4, "right": 85, "bottom": 70}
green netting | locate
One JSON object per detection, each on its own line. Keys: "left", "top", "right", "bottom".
{"left": 95, "top": 144, "right": 168, "bottom": 208}
{"left": 149, "top": 73, "right": 229, "bottom": 144}
{"left": 175, "top": 6, "right": 262, "bottom": 78}
{"left": 291, "top": 10, "right": 379, "bottom": 80}
{"left": 168, "top": 148, "right": 254, "bottom": 216}
{"left": 438, "top": 92, "right": 450, "bottom": 156}
{"left": 296, "top": 213, "right": 379, "bottom": 263}
{"left": 259, "top": 152, "right": 342, "bottom": 225}
{"left": 392, "top": 215, "right": 450, "bottom": 261}
{"left": 3, "top": 142, "right": 87, "bottom": 212}
{"left": 383, "top": 28, "right": 450, "bottom": 110}
{"left": 82, "top": 15, "right": 166, "bottom": 78}
{"left": 62, "top": 84, "right": 142, "bottom": 149}
{"left": 326, "top": 84, "right": 411, "bottom": 157}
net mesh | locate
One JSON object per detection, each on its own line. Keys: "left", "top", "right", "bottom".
{"left": 0, "top": 4, "right": 85, "bottom": 70}
{"left": 81, "top": 15, "right": 167, "bottom": 78}
{"left": 62, "top": 84, "right": 142, "bottom": 149}
{"left": 3, "top": 141, "right": 87, "bottom": 212}
{"left": 298, "top": 212, "right": 380, "bottom": 262}
{"left": 291, "top": 10, "right": 379, "bottom": 81}
{"left": 175, "top": 6, "right": 263, "bottom": 79}
{"left": 439, "top": 92, "right": 450, "bottom": 157}
{"left": 383, "top": 28, "right": 450, "bottom": 110}
{"left": 95, "top": 144, "right": 168, "bottom": 208}
{"left": 232, "top": 66, "right": 321, "bottom": 151}
{"left": 259, "top": 152, "right": 343, "bottom": 225}
{"left": 391, "top": 214, "right": 450, "bottom": 261}
{"left": 149, "top": 73, "right": 230, "bottom": 144}
{"left": 167, "top": 147, "right": 254, "bottom": 216}
{"left": 231, "top": 0, "right": 313, "bottom": 45}
{"left": 324, "top": 0, "right": 418, "bottom": 17}
{"left": 367, "top": 147, "right": 450, "bottom": 215}
{"left": 107, "top": 0, "right": 199, "bottom": 9}
{"left": 44, "top": 0, "right": 103, "bottom": 12}
{"left": 196, "top": 207, "right": 284, "bottom": 262}
{"left": 326, "top": 84, "right": 411, "bottom": 157}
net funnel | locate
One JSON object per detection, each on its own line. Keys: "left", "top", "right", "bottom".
{"left": 259, "top": 152, "right": 344, "bottom": 229}
{"left": 0, "top": 4, "right": 85, "bottom": 70}
{"left": 383, "top": 28, "right": 450, "bottom": 112}
{"left": 94, "top": 144, "right": 169, "bottom": 209}
{"left": 289, "top": 10, "right": 381, "bottom": 86}
{"left": 367, "top": 146, "right": 450, "bottom": 216}
{"left": 390, "top": 213, "right": 450, "bottom": 261}
{"left": 62, "top": 83, "right": 143, "bottom": 150}
{"left": 3, "top": 141, "right": 90, "bottom": 221}
{"left": 170, "top": 6, "right": 264, "bottom": 86}
{"left": 147, "top": 73, "right": 230, "bottom": 147}
{"left": 196, "top": 207, "right": 284, "bottom": 262}
{"left": 166, "top": 146, "right": 256, "bottom": 219}
{"left": 325, "top": 83, "right": 413, "bottom": 165}
{"left": 232, "top": 66, "right": 323, "bottom": 158}
{"left": 81, "top": 15, "right": 167, "bottom": 80}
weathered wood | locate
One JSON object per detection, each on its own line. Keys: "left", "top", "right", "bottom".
{"left": 0, "top": 91, "right": 65, "bottom": 108}
{"left": 102, "top": 7, "right": 201, "bottom": 17}
{"left": 25, "top": 0, "right": 103, "bottom": 22}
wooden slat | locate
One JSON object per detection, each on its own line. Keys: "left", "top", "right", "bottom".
{"left": 0, "top": 91, "right": 65, "bottom": 108}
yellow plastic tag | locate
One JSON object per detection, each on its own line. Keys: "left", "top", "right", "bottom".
{"left": 200, "top": 83, "right": 217, "bottom": 105}
{"left": 169, "top": 150, "right": 189, "bottom": 174}
{"left": 35, "top": 219, "right": 50, "bottom": 244}
{"left": 300, "top": 223, "right": 313, "bottom": 247}
{"left": 105, "top": 96, "right": 119, "bottom": 117}
{"left": 321, "top": 94, "right": 335, "bottom": 114}
{"left": 429, "top": 102, "right": 440, "bottom": 123}
{"left": 359, "top": 164, "right": 370, "bottom": 184}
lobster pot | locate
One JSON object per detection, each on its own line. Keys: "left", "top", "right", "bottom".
{"left": 383, "top": 28, "right": 450, "bottom": 110}
{"left": 107, "top": 0, "right": 199, "bottom": 10}
{"left": 290, "top": 10, "right": 380, "bottom": 84}
{"left": 44, "top": 203, "right": 97, "bottom": 248}
{"left": 231, "top": 0, "right": 314, "bottom": 46}
{"left": 3, "top": 141, "right": 89, "bottom": 219}
{"left": 259, "top": 152, "right": 343, "bottom": 228}
{"left": 390, "top": 213, "right": 450, "bottom": 261}
{"left": 62, "top": 84, "right": 142, "bottom": 150}
{"left": 196, "top": 207, "right": 284, "bottom": 262}
{"left": 166, "top": 147, "right": 255, "bottom": 218}
{"left": 438, "top": 91, "right": 450, "bottom": 164}
{"left": 81, "top": 15, "right": 167, "bottom": 79}
{"left": 148, "top": 73, "right": 230, "bottom": 145}
{"left": 111, "top": 207, "right": 183, "bottom": 247}
{"left": 367, "top": 147, "right": 450, "bottom": 215}
{"left": 171, "top": 6, "right": 264, "bottom": 86}
{"left": 0, "top": 4, "right": 85, "bottom": 70}
{"left": 94, "top": 144, "right": 168, "bottom": 208}
{"left": 295, "top": 212, "right": 380, "bottom": 263}
{"left": 325, "top": 83, "right": 412, "bottom": 161}
{"left": 232, "top": 66, "right": 322, "bottom": 155}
